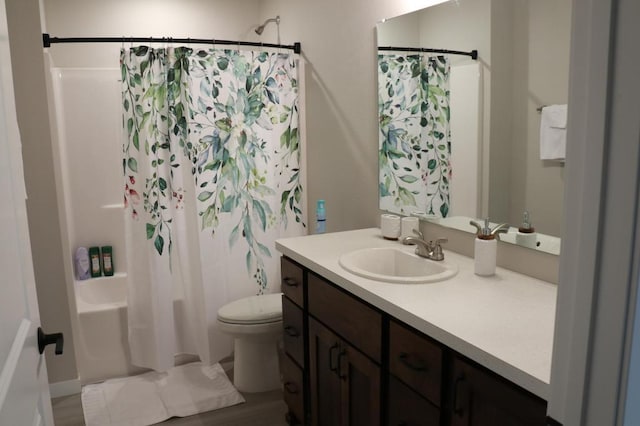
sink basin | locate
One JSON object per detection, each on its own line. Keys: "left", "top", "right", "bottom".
{"left": 338, "top": 247, "right": 458, "bottom": 284}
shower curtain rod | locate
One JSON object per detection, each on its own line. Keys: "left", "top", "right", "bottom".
{"left": 378, "top": 46, "right": 478, "bottom": 60}
{"left": 42, "top": 33, "right": 302, "bottom": 54}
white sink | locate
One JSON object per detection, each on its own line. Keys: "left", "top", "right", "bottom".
{"left": 338, "top": 247, "right": 458, "bottom": 284}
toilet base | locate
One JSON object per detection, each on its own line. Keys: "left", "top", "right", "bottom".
{"left": 233, "top": 335, "right": 281, "bottom": 393}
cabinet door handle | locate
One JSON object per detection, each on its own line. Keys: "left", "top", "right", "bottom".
{"left": 283, "top": 277, "right": 298, "bottom": 287}
{"left": 338, "top": 349, "right": 348, "bottom": 380}
{"left": 284, "top": 325, "right": 299, "bottom": 337}
{"left": 399, "top": 352, "right": 427, "bottom": 372}
{"left": 453, "top": 375, "right": 466, "bottom": 416}
{"left": 329, "top": 343, "right": 340, "bottom": 374}
{"left": 284, "top": 382, "right": 299, "bottom": 394}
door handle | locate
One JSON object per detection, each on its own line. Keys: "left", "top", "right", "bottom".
{"left": 329, "top": 343, "right": 340, "bottom": 374}
{"left": 284, "top": 325, "right": 300, "bottom": 337}
{"left": 338, "top": 349, "right": 348, "bottom": 380}
{"left": 399, "top": 352, "right": 428, "bottom": 372}
{"left": 282, "top": 277, "right": 298, "bottom": 287}
{"left": 453, "top": 374, "right": 466, "bottom": 417}
{"left": 38, "top": 327, "right": 64, "bottom": 355}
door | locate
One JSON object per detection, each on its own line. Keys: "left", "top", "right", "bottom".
{"left": 309, "top": 317, "right": 342, "bottom": 426}
{"left": 0, "top": 0, "right": 55, "bottom": 424}
{"left": 309, "top": 317, "right": 381, "bottom": 426}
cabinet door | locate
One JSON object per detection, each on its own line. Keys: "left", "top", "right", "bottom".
{"left": 450, "top": 356, "right": 547, "bottom": 426}
{"left": 309, "top": 317, "right": 381, "bottom": 426}
{"left": 309, "top": 317, "right": 343, "bottom": 426}
{"left": 339, "top": 338, "right": 381, "bottom": 426}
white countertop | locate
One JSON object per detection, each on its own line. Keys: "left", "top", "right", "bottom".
{"left": 276, "top": 228, "right": 557, "bottom": 400}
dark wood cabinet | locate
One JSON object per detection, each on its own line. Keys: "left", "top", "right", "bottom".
{"left": 309, "top": 317, "right": 380, "bottom": 426}
{"left": 280, "top": 256, "right": 547, "bottom": 426}
{"left": 449, "top": 355, "right": 547, "bottom": 426}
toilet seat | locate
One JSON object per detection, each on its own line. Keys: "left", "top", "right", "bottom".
{"left": 217, "top": 293, "right": 282, "bottom": 325}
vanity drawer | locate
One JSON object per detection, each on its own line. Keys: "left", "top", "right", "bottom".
{"left": 389, "top": 320, "right": 443, "bottom": 406}
{"left": 281, "top": 257, "right": 304, "bottom": 307}
{"left": 282, "top": 295, "right": 304, "bottom": 367}
{"left": 281, "top": 353, "right": 305, "bottom": 425}
{"left": 387, "top": 375, "right": 440, "bottom": 426}
{"left": 308, "top": 273, "right": 381, "bottom": 363}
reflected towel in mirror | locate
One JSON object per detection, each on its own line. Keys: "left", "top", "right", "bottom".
{"left": 539, "top": 104, "right": 568, "bottom": 161}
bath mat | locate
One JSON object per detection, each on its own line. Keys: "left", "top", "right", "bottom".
{"left": 81, "top": 362, "right": 245, "bottom": 426}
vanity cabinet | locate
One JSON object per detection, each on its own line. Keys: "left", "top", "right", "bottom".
{"left": 280, "top": 256, "right": 547, "bottom": 426}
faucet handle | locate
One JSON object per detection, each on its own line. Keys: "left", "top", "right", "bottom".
{"left": 430, "top": 237, "right": 447, "bottom": 261}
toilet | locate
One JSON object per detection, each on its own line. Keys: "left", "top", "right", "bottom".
{"left": 216, "top": 293, "right": 283, "bottom": 393}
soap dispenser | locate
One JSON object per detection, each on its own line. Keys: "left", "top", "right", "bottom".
{"left": 470, "top": 218, "right": 497, "bottom": 276}
{"left": 516, "top": 211, "right": 538, "bottom": 249}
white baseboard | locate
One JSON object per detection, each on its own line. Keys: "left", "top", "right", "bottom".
{"left": 49, "top": 378, "right": 81, "bottom": 398}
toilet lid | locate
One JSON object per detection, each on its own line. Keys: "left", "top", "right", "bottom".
{"left": 217, "top": 293, "right": 282, "bottom": 325}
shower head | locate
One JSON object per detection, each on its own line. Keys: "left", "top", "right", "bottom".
{"left": 255, "top": 16, "right": 280, "bottom": 35}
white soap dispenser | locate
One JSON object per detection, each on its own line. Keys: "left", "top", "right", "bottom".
{"left": 516, "top": 211, "right": 538, "bottom": 249}
{"left": 470, "top": 218, "right": 497, "bottom": 276}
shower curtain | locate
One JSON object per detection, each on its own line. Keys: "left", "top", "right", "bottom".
{"left": 378, "top": 53, "right": 451, "bottom": 217}
{"left": 121, "top": 46, "right": 305, "bottom": 372}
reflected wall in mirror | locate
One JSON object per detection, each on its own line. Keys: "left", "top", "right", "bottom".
{"left": 377, "top": 0, "right": 571, "bottom": 256}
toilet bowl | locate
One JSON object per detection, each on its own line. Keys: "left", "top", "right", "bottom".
{"left": 217, "top": 293, "right": 283, "bottom": 393}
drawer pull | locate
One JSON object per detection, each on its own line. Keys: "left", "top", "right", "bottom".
{"left": 338, "top": 349, "right": 348, "bottom": 380}
{"left": 399, "top": 352, "right": 428, "bottom": 372}
{"left": 329, "top": 343, "right": 340, "bottom": 374}
{"left": 284, "top": 326, "right": 300, "bottom": 337}
{"left": 284, "top": 382, "right": 299, "bottom": 394}
{"left": 283, "top": 277, "right": 299, "bottom": 287}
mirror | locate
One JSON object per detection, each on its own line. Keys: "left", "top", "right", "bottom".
{"left": 377, "top": 0, "right": 571, "bottom": 256}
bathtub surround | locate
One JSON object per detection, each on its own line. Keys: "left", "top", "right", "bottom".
{"left": 378, "top": 53, "right": 451, "bottom": 217}
{"left": 121, "top": 46, "right": 306, "bottom": 372}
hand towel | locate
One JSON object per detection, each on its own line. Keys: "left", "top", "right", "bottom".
{"left": 539, "top": 104, "right": 568, "bottom": 160}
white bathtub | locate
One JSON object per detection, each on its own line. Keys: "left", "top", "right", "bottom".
{"left": 73, "top": 274, "right": 195, "bottom": 384}
{"left": 74, "top": 274, "right": 147, "bottom": 384}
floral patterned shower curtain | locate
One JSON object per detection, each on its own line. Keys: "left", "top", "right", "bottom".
{"left": 378, "top": 53, "right": 451, "bottom": 217}
{"left": 121, "top": 46, "right": 305, "bottom": 372}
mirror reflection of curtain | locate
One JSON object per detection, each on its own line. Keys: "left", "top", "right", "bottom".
{"left": 378, "top": 53, "right": 451, "bottom": 217}
{"left": 121, "top": 46, "right": 305, "bottom": 372}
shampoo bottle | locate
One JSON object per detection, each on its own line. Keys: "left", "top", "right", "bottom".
{"left": 315, "top": 200, "right": 326, "bottom": 234}
{"left": 89, "top": 246, "right": 102, "bottom": 277}
{"left": 471, "top": 218, "right": 497, "bottom": 276}
{"left": 101, "top": 246, "right": 114, "bottom": 276}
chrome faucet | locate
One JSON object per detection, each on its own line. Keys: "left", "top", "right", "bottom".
{"left": 402, "top": 230, "right": 448, "bottom": 261}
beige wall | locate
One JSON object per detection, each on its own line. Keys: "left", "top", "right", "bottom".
{"left": 5, "top": 0, "right": 78, "bottom": 384}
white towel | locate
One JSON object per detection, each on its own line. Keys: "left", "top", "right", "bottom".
{"left": 81, "top": 362, "right": 245, "bottom": 426}
{"left": 539, "top": 104, "right": 568, "bottom": 160}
